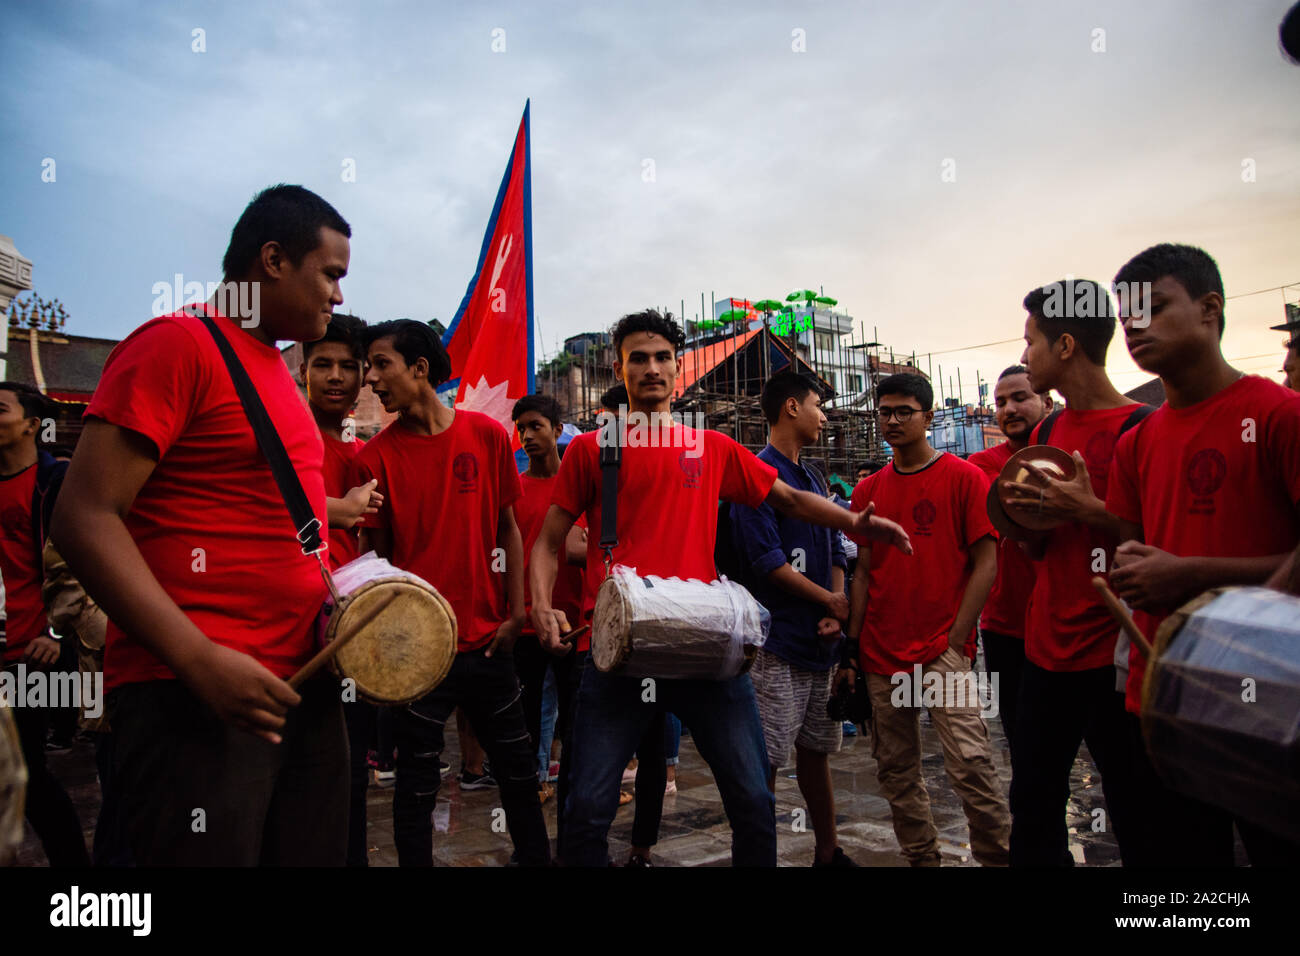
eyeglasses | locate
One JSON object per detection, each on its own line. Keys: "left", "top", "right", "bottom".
{"left": 876, "top": 406, "right": 919, "bottom": 423}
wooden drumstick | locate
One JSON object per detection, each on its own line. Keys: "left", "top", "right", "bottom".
{"left": 1091, "top": 576, "right": 1153, "bottom": 659}
{"left": 290, "top": 590, "right": 400, "bottom": 690}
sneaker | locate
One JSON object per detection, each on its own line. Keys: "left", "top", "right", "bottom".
{"left": 813, "top": 847, "right": 859, "bottom": 868}
{"left": 625, "top": 854, "right": 653, "bottom": 867}
{"left": 439, "top": 759, "right": 451, "bottom": 776}
{"left": 459, "top": 768, "right": 497, "bottom": 790}
{"left": 373, "top": 767, "right": 396, "bottom": 785}
{"left": 664, "top": 779, "right": 677, "bottom": 796}
{"left": 842, "top": 721, "right": 858, "bottom": 737}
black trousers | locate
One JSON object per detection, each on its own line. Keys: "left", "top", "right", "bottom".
{"left": 8, "top": 679, "right": 89, "bottom": 867}
{"left": 1009, "top": 660, "right": 1137, "bottom": 866}
{"left": 553, "top": 649, "right": 588, "bottom": 862}
{"left": 980, "top": 629, "right": 1024, "bottom": 758}
{"left": 109, "top": 673, "right": 348, "bottom": 866}
{"left": 392, "top": 646, "right": 550, "bottom": 867}
{"left": 1125, "top": 714, "right": 1300, "bottom": 867}
{"left": 342, "top": 699, "right": 377, "bottom": 867}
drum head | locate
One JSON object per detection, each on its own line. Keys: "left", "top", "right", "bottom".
{"left": 328, "top": 578, "right": 457, "bottom": 704}
{"left": 591, "top": 575, "right": 630, "bottom": 673}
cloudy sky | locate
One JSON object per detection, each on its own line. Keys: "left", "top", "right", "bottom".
{"left": 3, "top": 0, "right": 1298, "bottom": 401}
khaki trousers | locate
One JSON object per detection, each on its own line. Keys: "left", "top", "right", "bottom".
{"left": 866, "top": 647, "right": 1010, "bottom": 865}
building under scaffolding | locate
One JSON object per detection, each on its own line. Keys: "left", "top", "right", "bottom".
{"left": 537, "top": 319, "right": 947, "bottom": 488}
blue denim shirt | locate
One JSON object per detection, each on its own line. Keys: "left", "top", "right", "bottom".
{"left": 729, "top": 445, "right": 847, "bottom": 671}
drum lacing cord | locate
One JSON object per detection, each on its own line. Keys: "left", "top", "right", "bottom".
{"left": 316, "top": 552, "right": 342, "bottom": 607}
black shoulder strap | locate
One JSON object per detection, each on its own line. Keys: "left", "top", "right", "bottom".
{"left": 597, "top": 411, "right": 621, "bottom": 568}
{"left": 1119, "top": 404, "right": 1155, "bottom": 436}
{"left": 196, "top": 313, "right": 323, "bottom": 556}
{"left": 1036, "top": 409, "right": 1063, "bottom": 446}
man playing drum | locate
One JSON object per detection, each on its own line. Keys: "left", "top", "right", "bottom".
{"left": 53, "top": 185, "right": 353, "bottom": 865}
{"left": 352, "top": 320, "right": 550, "bottom": 867}
{"left": 1027, "top": 245, "right": 1300, "bottom": 865}
{"left": 529, "top": 309, "right": 911, "bottom": 867}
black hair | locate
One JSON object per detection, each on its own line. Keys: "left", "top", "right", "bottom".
{"left": 1022, "top": 279, "right": 1115, "bottom": 365}
{"left": 512, "top": 393, "right": 563, "bottom": 428}
{"left": 611, "top": 309, "right": 686, "bottom": 359}
{"left": 0, "top": 381, "right": 47, "bottom": 419}
{"left": 363, "top": 319, "right": 452, "bottom": 386}
{"left": 303, "top": 313, "right": 366, "bottom": 360}
{"left": 599, "top": 383, "right": 629, "bottom": 411}
{"left": 998, "top": 364, "right": 1028, "bottom": 380}
{"left": 222, "top": 184, "right": 351, "bottom": 280}
{"left": 876, "top": 372, "right": 933, "bottom": 411}
{"left": 1112, "top": 243, "right": 1226, "bottom": 338}
{"left": 856, "top": 459, "right": 886, "bottom": 476}
{"left": 760, "top": 370, "right": 821, "bottom": 425}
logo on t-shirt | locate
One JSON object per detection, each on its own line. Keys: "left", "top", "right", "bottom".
{"left": 1186, "top": 448, "right": 1226, "bottom": 514}
{"left": 453, "top": 452, "right": 479, "bottom": 493}
{"left": 678, "top": 452, "right": 703, "bottom": 489}
{"left": 912, "top": 498, "right": 937, "bottom": 536}
{"left": 1084, "top": 430, "right": 1117, "bottom": 480}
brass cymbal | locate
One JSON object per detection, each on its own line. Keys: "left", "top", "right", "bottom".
{"left": 996, "top": 444, "right": 1077, "bottom": 532}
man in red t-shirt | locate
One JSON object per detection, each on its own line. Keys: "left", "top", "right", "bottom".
{"left": 1104, "top": 244, "right": 1297, "bottom": 865}
{"left": 53, "top": 185, "right": 353, "bottom": 865}
{"left": 297, "top": 312, "right": 386, "bottom": 868}
{"left": 0, "top": 382, "right": 89, "bottom": 867}
{"left": 842, "top": 373, "right": 1008, "bottom": 866}
{"left": 509, "top": 394, "right": 587, "bottom": 808}
{"left": 967, "top": 365, "right": 1053, "bottom": 757}
{"left": 529, "top": 310, "right": 911, "bottom": 867}
{"left": 999, "top": 279, "right": 1146, "bottom": 867}
{"left": 352, "top": 319, "right": 549, "bottom": 867}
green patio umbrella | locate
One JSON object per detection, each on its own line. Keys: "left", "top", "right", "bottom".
{"left": 753, "top": 298, "right": 784, "bottom": 313}
{"left": 718, "top": 308, "right": 750, "bottom": 324}
{"left": 785, "top": 289, "right": 817, "bottom": 302}
{"left": 813, "top": 295, "right": 837, "bottom": 306}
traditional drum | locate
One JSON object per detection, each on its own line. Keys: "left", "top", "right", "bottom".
{"left": 1141, "top": 586, "right": 1300, "bottom": 843}
{"left": 320, "top": 553, "right": 457, "bottom": 705}
{"left": 591, "top": 565, "right": 770, "bottom": 680}
{"left": 0, "top": 703, "right": 25, "bottom": 866}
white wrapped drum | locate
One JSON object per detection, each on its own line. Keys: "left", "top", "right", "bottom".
{"left": 591, "top": 565, "right": 770, "bottom": 680}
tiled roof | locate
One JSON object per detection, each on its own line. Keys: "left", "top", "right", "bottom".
{"left": 4, "top": 329, "right": 118, "bottom": 396}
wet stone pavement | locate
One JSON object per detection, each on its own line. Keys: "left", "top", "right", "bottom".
{"left": 17, "top": 685, "right": 1125, "bottom": 867}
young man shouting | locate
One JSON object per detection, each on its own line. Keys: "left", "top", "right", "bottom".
{"left": 966, "top": 365, "right": 1053, "bottom": 756}
{"left": 729, "top": 371, "right": 855, "bottom": 867}
{"left": 53, "top": 184, "right": 353, "bottom": 865}
{"left": 352, "top": 320, "right": 549, "bottom": 867}
{"left": 529, "top": 310, "right": 911, "bottom": 867}
{"left": 843, "top": 372, "right": 1009, "bottom": 867}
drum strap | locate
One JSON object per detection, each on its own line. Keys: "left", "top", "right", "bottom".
{"left": 195, "top": 310, "right": 338, "bottom": 600}
{"left": 598, "top": 409, "right": 622, "bottom": 578}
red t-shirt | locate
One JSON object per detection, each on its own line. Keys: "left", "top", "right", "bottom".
{"left": 1106, "top": 375, "right": 1300, "bottom": 712}
{"left": 352, "top": 410, "right": 522, "bottom": 652}
{"left": 86, "top": 311, "right": 329, "bottom": 691}
{"left": 969, "top": 442, "right": 1035, "bottom": 640}
{"left": 516, "top": 473, "right": 587, "bottom": 646}
{"left": 321, "top": 433, "right": 366, "bottom": 570}
{"left": 550, "top": 424, "right": 778, "bottom": 623}
{"left": 850, "top": 453, "right": 993, "bottom": 675}
{"left": 1023, "top": 404, "right": 1139, "bottom": 672}
{"left": 0, "top": 465, "right": 44, "bottom": 662}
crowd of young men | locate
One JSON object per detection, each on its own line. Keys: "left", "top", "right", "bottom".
{"left": 6, "top": 182, "right": 1292, "bottom": 868}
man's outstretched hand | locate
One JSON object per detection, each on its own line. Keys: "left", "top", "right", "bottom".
{"left": 850, "top": 501, "right": 913, "bottom": 555}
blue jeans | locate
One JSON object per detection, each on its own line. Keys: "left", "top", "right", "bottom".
{"left": 564, "top": 661, "right": 775, "bottom": 866}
